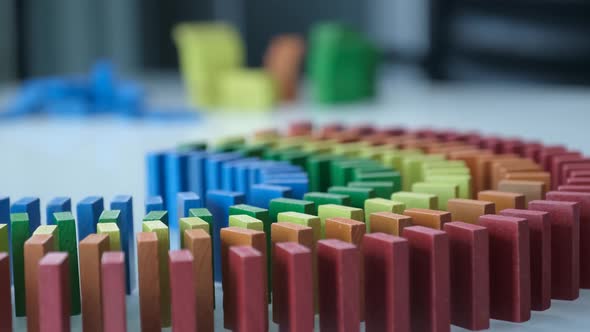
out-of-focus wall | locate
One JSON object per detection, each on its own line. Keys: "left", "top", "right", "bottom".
{"left": 0, "top": 0, "right": 16, "bottom": 81}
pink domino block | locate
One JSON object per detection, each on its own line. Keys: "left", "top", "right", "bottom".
{"left": 551, "top": 153, "right": 581, "bottom": 189}
{"left": 169, "top": 250, "right": 197, "bottom": 332}
{"left": 567, "top": 178, "right": 590, "bottom": 185}
{"left": 39, "top": 253, "right": 71, "bottom": 332}
{"left": 101, "top": 252, "right": 127, "bottom": 332}
{"left": 558, "top": 185, "right": 590, "bottom": 193}
{"left": 571, "top": 170, "right": 590, "bottom": 178}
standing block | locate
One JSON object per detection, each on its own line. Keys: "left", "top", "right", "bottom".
{"left": 0, "top": 197, "right": 8, "bottom": 226}
{"left": 497, "top": 180, "right": 546, "bottom": 205}
{"left": 52, "top": 212, "right": 81, "bottom": 315}
{"left": 101, "top": 252, "right": 126, "bottom": 332}
{"left": 0, "top": 253, "right": 12, "bottom": 331}
{"left": 184, "top": 229, "right": 214, "bottom": 332}
{"left": 24, "top": 234, "right": 54, "bottom": 332}
{"left": 412, "top": 182, "right": 459, "bottom": 210}
{"left": 206, "top": 152, "right": 243, "bottom": 191}
{"left": 528, "top": 200, "right": 580, "bottom": 300}
{"left": 179, "top": 217, "right": 209, "bottom": 247}
{"left": 478, "top": 215, "right": 531, "bottom": 322}
{"left": 187, "top": 151, "right": 208, "bottom": 203}
{"left": 169, "top": 250, "right": 197, "bottom": 332}
{"left": 303, "top": 192, "right": 351, "bottom": 214}
{"left": 249, "top": 184, "right": 292, "bottom": 209}
{"left": 317, "top": 239, "right": 361, "bottom": 332}
{"left": 38, "top": 253, "right": 70, "bottom": 332}
{"left": 500, "top": 209, "right": 551, "bottom": 310}
{"left": 269, "top": 197, "right": 314, "bottom": 223}
{"left": 264, "top": 34, "right": 305, "bottom": 100}
{"left": 317, "top": 204, "right": 364, "bottom": 238}
{"left": 364, "top": 198, "right": 405, "bottom": 232}
{"left": 143, "top": 210, "right": 169, "bottom": 225}
{"left": 229, "top": 204, "right": 271, "bottom": 267}
{"left": 146, "top": 151, "right": 167, "bottom": 203}
{"left": 79, "top": 234, "right": 109, "bottom": 332}
{"left": 348, "top": 181, "right": 395, "bottom": 199}
{"left": 328, "top": 186, "right": 376, "bottom": 208}
{"left": 97, "top": 223, "right": 121, "bottom": 250}
{"left": 443, "top": 222, "right": 490, "bottom": 330}
{"left": 11, "top": 212, "right": 29, "bottom": 316}
{"left": 447, "top": 199, "right": 495, "bottom": 224}
{"left": 142, "top": 221, "right": 171, "bottom": 327}
{"left": 229, "top": 246, "right": 268, "bottom": 332}
{"left": 137, "top": 232, "right": 161, "bottom": 332}
{"left": 363, "top": 233, "right": 410, "bottom": 332}
{"left": 145, "top": 196, "right": 164, "bottom": 214}
{"left": 46, "top": 197, "right": 71, "bottom": 225}
{"left": 403, "top": 208, "right": 451, "bottom": 230}
{"left": 277, "top": 211, "right": 321, "bottom": 241}
{"left": 403, "top": 226, "right": 451, "bottom": 332}
{"left": 369, "top": 212, "right": 413, "bottom": 236}
{"left": 76, "top": 196, "right": 104, "bottom": 241}
{"left": 11, "top": 197, "right": 40, "bottom": 234}
{"left": 559, "top": 184, "right": 590, "bottom": 193}
{"left": 264, "top": 178, "right": 309, "bottom": 199}
{"left": 391, "top": 191, "right": 438, "bottom": 210}
{"left": 165, "top": 152, "right": 190, "bottom": 234}
{"left": 110, "top": 195, "right": 134, "bottom": 295}
{"left": 33, "top": 225, "right": 58, "bottom": 249}
{"left": 175, "top": 192, "right": 201, "bottom": 249}
{"left": 0, "top": 224, "right": 6, "bottom": 253}
{"left": 478, "top": 190, "right": 525, "bottom": 213}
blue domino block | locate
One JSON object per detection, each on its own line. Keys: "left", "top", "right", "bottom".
{"left": 145, "top": 196, "right": 164, "bottom": 214}
{"left": 165, "top": 152, "right": 190, "bottom": 230}
{"left": 205, "top": 152, "right": 243, "bottom": 191}
{"left": 46, "top": 197, "right": 71, "bottom": 225}
{"left": 249, "top": 184, "right": 292, "bottom": 209}
{"left": 76, "top": 196, "right": 104, "bottom": 241}
{"left": 110, "top": 195, "right": 134, "bottom": 294}
{"left": 146, "top": 151, "right": 167, "bottom": 204}
{"left": 206, "top": 190, "right": 245, "bottom": 282}
{"left": 259, "top": 171, "right": 308, "bottom": 183}
{"left": 264, "top": 178, "right": 309, "bottom": 199}
{"left": 11, "top": 197, "right": 40, "bottom": 233}
{"left": 174, "top": 192, "right": 202, "bottom": 249}
{"left": 187, "top": 151, "right": 208, "bottom": 203}
{"left": 253, "top": 163, "right": 302, "bottom": 184}
{"left": 222, "top": 158, "right": 259, "bottom": 192}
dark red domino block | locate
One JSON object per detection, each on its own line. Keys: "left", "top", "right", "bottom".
{"left": 229, "top": 246, "right": 267, "bottom": 332}
{"left": 403, "top": 226, "right": 450, "bottom": 332}
{"left": 443, "top": 222, "right": 489, "bottom": 330}
{"left": 522, "top": 142, "right": 543, "bottom": 162}
{"left": 478, "top": 215, "right": 531, "bottom": 322}
{"left": 550, "top": 153, "right": 581, "bottom": 189}
{"left": 38, "top": 253, "right": 71, "bottom": 332}
{"left": 571, "top": 170, "right": 590, "bottom": 178}
{"left": 101, "top": 252, "right": 126, "bottom": 332}
{"left": 363, "top": 233, "right": 410, "bottom": 332}
{"left": 528, "top": 200, "right": 580, "bottom": 300}
{"left": 0, "top": 253, "right": 12, "bottom": 332}
{"left": 567, "top": 178, "right": 590, "bottom": 185}
{"left": 546, "top": 191, "right": 590, "bottom": 289}
{"left": 169, "top": 250, "right": 197, "bottom": 332}
{"left": 560, "top": 160, "right": 590, "bottom": 186}
{"left": 317, "top": 239, "right": 360, "bottom": 332}
{"left": 558, "top": 185, "right": 590, "bottom": 193}
{"left": 273, "top": 242, "right": 314, "bottom": 332}
{"left": 499, "top": 209, "right": 551, "bottom": 310}
{"left": 539, "top": 146, "right": 566, "bottom": 170}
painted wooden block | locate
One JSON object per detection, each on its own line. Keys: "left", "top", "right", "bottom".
{"left": 403, "top": 208, "right": 451, "bottom": 230}
{"left": 551, "top": 154, "right": 583, "bottom": 188}
{"left": 478, "top": 215, "right": 531, "bottom": 322}
{"left": 46, "top": 197, "right": 71, "bottom": 225}
{"left": 353, "top": 170, "right": 402, "bottom": 193}
{"left": 146, "top": 151, "right": 168, "bottom": 204}
{"left": 169, "top": 250, "right": 197, "bottom": 332}
{"left": 229, "top": 214, "right": 264, "bottom": 230}
{"left": 249, "top": 184, "right": 292, "bottom": 209}
{"left": 369, "top": 212, "right": 412, "bottom": 236}
{"left": 497, "top": 180, "right": 545, "bottom": 205}
{"left": 0, "top": 224, "right": 8, "bottom": 253}
{"left": 364, "top": 198, "right": 405, "bottom": 232}
{"left": 101, "top": 252, "right": 126, "bottom": 332}
{"left": 33, "top": 225, "right": 58, "bottom": 249}
{"left": 97, "top": 222, "right": 121, "bottom": 251}
{"left": 401, "top": 154, "right": 445, "bottom": 190}
{"left": 317, "top": 239, "right": 361, "bottom": 331}
{"left": 76, "top": 196, "right": 104, "bottom": 241}
{"left": 179, "top": 217, "right": 209, "bottom": 248}
{"left": 137, "top": 232, "right": 162, "bottom": 332}
{"left": 264, "top": 178, "right": 309, "bottom": 200}
{"left": 11, "top": 197, "right": 40, "bottom": 234}
{"left": 0, "top": 253, "right": 12, "bottom": 331}
{"left": 447, "top": 199, "right": 495, "bottom": 224}
{"left": 38, "top": 253, "right": 70, "bottom": 332}
{"left": 206, "top": 153, "right": 244, "bottom": 193}
{"left": 11, "top": 212, "right": 29, "bottom": 316}
{"left": 348, "top": 181, "right": 394, "bottom": 199}
{"left": 177, "top": 191, "right": 202, "bottom": 219}
{"left": 187, "top": 151, "right": 208, "bottom": 202}
{"left": 403, "top": 226, "right": 451, "bottom": 332}
{"left": 317, "top": 204, "right": 364, "bottom": 238}
{"left": 229, "top": 204, "right": 271, "bottom": 267}
{"left": 52, "top": 211, "right": 81, "bottom": 315}
{"left": 478, "top": 190, "right": 525, "bottom": 213}
{"left": 0, "top": 197, "right": 8, "bottom": 226}
{"left": 558, "top": 185, "right": 590, "bottom": 193}
{"left": 412, "top": 182, "right": 459, "bottom": 210}
{"left": 277, "top": 211, "right": 321, "bottom": 241}
{"left": 98, "top": 210, "right": 121, "bottom": 225}
{"left": 391, "top": 191, "right": 438, "bottom": 210}
{"left": 303, "top": 192, "right": 351, "bottom": 214}
{"left": 269, "top": 197, "right": 314, "bottom": 223}
{"left": 499, "top": 209, "right": 551, "bottom": 310}
{"left": 571, "top": 170, "right": 590, "bottom": 178}
{"left": 25, "top": 234, "right": 54, "bottom": 332}
{"left": 164, "top": 152, "right": 190, "bottom": 234}
{"left": 568, "top": 178, "right": 590, "bottom": 185}
{"left": 142, "top": 220, "right": 171, "bottom": 326}
{"left": 561, "top": 161, "right": 590, "bottom": 185}
{"left": 145, "top": 196, "right": 164, "bottom": 214}
{"left": 306, "top": 156, "right": 337, "bottom": 192}
{"left": 110, "top": 195, "right": 134, "bottom": 295}
{"left": 79, "top": 234, "right": 109, "bottom": 332}
{"left": 424, "top": 174, "right": 472, "bottom": 199}
{"left": 363, "top": 233, "right": 410, "bottom": 332}
{"left": 264, "top": 34, "right": 305, "bottom": 101}
{"left": 143, "top": 210, "right": 169, "bottom": 225}
{"left": 504, "top": 172, "right": 551, "bottom": 193}
{"left": 443, "top": 222, "right": 490, "bottom": 330}
{"left": 218, "top": 69, "right": 276, "bottom": 109}
{"left": 184, "top": 229, "right": 214, "bottom": 332}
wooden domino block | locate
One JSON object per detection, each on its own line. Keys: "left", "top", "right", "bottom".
{"left": 478, "top": 190, "right": 525, "bottom": 212}
{"left": 169, "top": 250, "right": 197, "bottom": 332}
{"left": 79, "top": 234, "right": 110, "bottom": 332}
{"left": 369, "top": 212, "right": 412, "bottom": 236}
{"left": 363, "top": 233, "right": 410, "bottom": 332}
{"left": 447, "top": 199, "right": 495, "bottom": 224}
{"left": 137, "top": 232, "right": 161, "bottom": 331}
{"left": 317, "top": 204, "right": 364, "bottom": 238}
{"left": 46, "top": 197, "right": 71, "bottom": 226}
{"left": 363, "top": 198, "right": 405, "bottom": 232}
{"left": 303, "top": 192, "right": 351, "bottom": 214}
{"left": 97, "top": 222, "right": 121, "bottom": 251}
{"left": 269, "top": 197, "right": 314, "bottom": 223}
{"left": 550, "top": 153, "right": 583, "bottom": 189}
{"left": 11, "top": 212, "right": 29, "bottom": 316}
{"left": 497, "top": 180, "right": 545, "bottom": 205}
{"left": 478, "top": 215, "right": 531, "bottom": 322}
{"left": 504, "top": 172, "right": 551, "bottom": 193}
{"left": 558, "top": 185, "right": 590, "bottom": 193}
{"left": 571, "top": 170, "right": 590, "bottom": 178}
{"left": 568, "top": 178, "right": 590, "bottom": 185}
{"left": 264, "top": 34, "right": 305, "bottom": 101}
{"left": 184, "top": 229, "right": 214, "bottom": 332}
{"left": 25, "top": 234, "right": 54, "bottom": 332}
{"left": 443, "top": 222, "right": 490, "bottom": 330}
{"left": 0, "top": 224, "right": 7, "bottom": 254}
{"left": 145, "top": 196, "right": 164, "bottom": 214}
{"left": 52, "top": 212, "right": 81, "bottom": 315}
{"left": 412, "top": 182, "right": 459, "bottom": 210}
{"left": 101, "top": 252, "right": 126, "bottom": 332}
{"left": 277, "top": 211, "right": 321, "bottom": 241}
{"left": 403, "top": 208, "right": 451, "bottom": 230}
{"left": 38, "top": 252, "right": 70, "bottom": 332}
{"left": 179, "top": 217, "right": 209, "bottom": 248}
{"left": 142, "top": 220, "right": 171, "bottom": 326}
{"left": 76, "top": 196, "right": 104, "bottom": 241}
{"left": 391, "top": 191, "right": 438, "bottom": 210}
{"left": 11, "top": 197, "right": 40, "bottom": 234}
{"left": 0, "top": 253, "right": 11, "bottom": 332}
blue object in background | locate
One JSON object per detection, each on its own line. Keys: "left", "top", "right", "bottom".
{"left": 46, "top": 197, "right": 71, "bottom": 225}
{"left": 165, "top": 152, "right": 190, "bottom": 230}
{"left": 187, "top": 151, "right": 208, "bottom": 204}
{"left": 110, "top": 195, "right": 134, "bottom": 294}
{"left": 205, "top": 152, "right": 243, "bottom": 191}
{"left": 249, "top": 184, "right": 292, "bottom": 209}
{"left": 146, "top": 152, "right": 167, "bottom": 205}
{"left": 263, "top": 178, "right": 309, "bottom": 199}
{"left": 76, "top": 196, "right": 104, "bottom": 241}
{"left": 11, "top": 197, "right": 40, "bottom": 233}
{"left": 145, "top": 196, "right": 164, "bottom": 214}
{"left": 174, "top": 192, "right": 202, "bottom": 249}
{"left": 222, "top": 158, "right": 259, "bottom": 191}
{"left": 206, "top": 190, "right": 245, "bottom": 282}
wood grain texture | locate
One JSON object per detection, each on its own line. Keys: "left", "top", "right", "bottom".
{"left": 79, "top": 233, "right": 110, "bottom": 332}
{"left": 497, "top": 180, "right": 545, "bottom": 205}
{"left": 184, "top": 229, "right": 214, "bottom": 332}
{"left": 39, "top": 252, "right": 70, "bottom": 332}
{"left": 230, "top": 246, "right": 267, "bottom": 332}
{"left": 142, "top": 220, "right": 171, "bottom": 326}
{"left": 137, "top": 232, "right": 161, "bottom": 332}
{"left": 403, "top": 208, "right": 451, "bottom": 230}
{"left": 0, "top": 253, "right": 12, "bottom": 332}
{"left": 447, "top": 199, "right": 495, "bottom": 224}
{"left": 478, "top": 190, "right": 525, "bottom": 213}
{"left": 24, "top": 234, "right": 54, "bottom": 332}
{"left": 169, "top": 250, "right": 197, "bottom": 332}
{"left": 369, "top": 212, "right": 412, "bottom": 236}
{"left": 101, "top": 252, "right": 127, "bottom": 332}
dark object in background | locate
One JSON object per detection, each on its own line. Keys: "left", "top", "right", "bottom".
{"left": 428, "top": 0, "right": 590, "bottom": 84}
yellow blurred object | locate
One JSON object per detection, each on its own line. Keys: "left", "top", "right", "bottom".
{"left": 218, "top": 69, "right": 277, "bottom": 111}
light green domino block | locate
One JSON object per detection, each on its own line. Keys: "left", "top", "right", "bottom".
{"left": 218, "top": 69, "right": 276, "bottom": 110}
{"left": 180, "top": 217, "right": 209, "bottom": 248}
{"left": 143, "top": 210, "right": 169, "bottom": 225}
{"left": 53, "top": 211, "right": 81, "bottom": 315}
{"left": 213, "top": 136, "right": 246, "bottom": 152}
{"left": 364, "top": 198, "right": 406, "bottom": 232}
{"left": 330, "top": 159, "right": 379, "bottom": 186}
{"left": 303, "top": 192, "right": 351, "bottom": 214}
{"left": 142, "top": 220, "right": 171, "bottom": 326}
{"left": 421, "top": 159, "right": 466, "bottom": 169}
{"left": 401, "top": 154, "right": 445, "bottom": 191}
{"left": 229, "top": 215, "right": 264, "bottom": 231}
{"left": 277, "top": 212, "right": 322, "bottom": 242}
{"left": 412, "top": 182, "right": 459, "bottom": 210}
{"left": 425, "top": 174, "right": 472, "bottom": 199}
{"left": 97, "top": 223, "right": 121, "bottom": 251}
{"left": 391, "top": 191, "right": 438, "bottom": 210}
{"left": 381, "top": 149, "right": 422, "bottom": 170}
{"left": 317, "top": 204, "right": 364, "bottom": 238}
{"left": 33, "top": 225, "right": 59, "bottom": 249}
{"left": 0, "top": 224, "right": 8, "bottom": 253}
{"left": 331, "top": 142, "right": 371, "bottom": 157}
{"left": 99, "top": 210, "right": 121, "bottom": 225}
{"left": 424, "top": 168, "right": 470, "bottom": 177}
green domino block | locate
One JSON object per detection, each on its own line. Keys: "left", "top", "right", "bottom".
{"left": 303, "top": 192, "right": 351, "bottom": 214}
{"left": 332, "top": 142, "right": 371, "bottom": 157}
{"left": 364, "top": 198, "right": 406, "bottom": 232}
{"left": 275, "top": 136, "right": 308, "bottom": 150}
{"left": 381, "top": 149, "right": 422, "bottom": 170}
{"left": 401, "top": 154, "right": 445, "bottom": 190}
{"left": 391, "top": 191, "right": 438, "bottom": 210}
{"left": 424, "top": 168, "right": 470, "bottom": 177}
{"left": 317, "top": 204, "right": 364, "bottom": 238}
{"left": 306, "top": 155, "right": 341, "bottom": 192}
{"left": 353, "top": 170, "right": 402, "bottom": 193}
{"left": 0, "top": 224, "right": 8, "bottom": 253}
{"left": 277, "top": 212, "right": 322, "bottom": 242}
{"left": 278, "top": 150, "right": 310, "bottom": 169}
{"left": 176, "top": 141, "right": 207, "bottom": 152}
{"left": 421, "top": 160, "right": 466, "bottom": 170}
{"left": 229, "top": 204, "right": 271, "bottom": 255}
{"left": 179, "top": 217, "right": 209, "bottom": 248}
{"left": 359, "top": 145, "right": 394, "bottom": 160}
{"left": 412, "top": 182, "right": 459, "bottom": 210}
{"left": 328, "top": 186, "right": 375, "bottom": 209}
{"left": 213, "top": 136, "right": 246, "bottom": 152}
{"left": 348, "top": 181, "right": 394, "bottom": 199}
{"left": 424, "top": 174, "right": 472, "bottom": 199}
{"left": 330, "top": 159, "right": 377, "bottom": 186}
{"left": 11, "top": 212, "right": 29, "bottom": 316}
{"left": 302, "top": 141, "right": 335, "bottom": 155}
{"left": 238, "top": 143, "right": 270, "bottom": 158}
{"left": 229, "top": 215, "right": 264, "bottom": 231}
{"left": 33, "top": 225, "right": 59, "bottom": 249}
{"left": 99, "top": 210, "right": 121, "bottom": 224}
{"left": 97, "top": 222, "right": 121, "bottom": 251}
{"left": 53, "top": 211, "right": 81, "bottom": 315}
{"left": 269, "top": 198, "right": 315, "bottom": 223}
{"left": 142, "top": 220, "right": 171, "bottom": 326}
{"left": 143, "top": 210, "right": 169, "bottom": 226}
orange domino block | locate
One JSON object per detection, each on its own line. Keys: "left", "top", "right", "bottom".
{"left": 169, "top": 250, "right": 197, "bottom": 332}
{"left": 403, "top": 208, "right": 451, "bottom": 230}
{"left": 39, "top": 253, "right": 70, "bottom": 332}
{"left": 230, "top": 246, "right": 267, "bottom": 332}
{"left": 184, "top": 229, "right": 214, "bottom": 332}
{"left": 101, "top": 252, "right": 126, "bottom": 332}
{"left": 472, "top": 154, "right": 517, "bottom": 192}
{"left": 448, "top": 150, "right": 493, "bottom": 193}
{"left": 447, "top": 199, "right": 495, "bottom": 224}
{"left": 504, "top": 171, "right": 551, "bottom": 193}
{"left": 491, "top": 159, "right": 540, "bottom": 189}
{"left": 478, "top": 190, "right": 525, "bottom": 213}
{"left": 137, "top": 232, "right": 161, "bottom": 332}
{"left": 221, "top": 227, "right": 267, "bottom": 330}
{"left": 369, "top": 212, "right": 412, "bottom": 236}
{"left": 25, "top": 234, "right": 54, "bottom": 332}
{"left": 79, "top": 234, "right": 109, "bottom": 332}
{"left": 497, "top": 180, "right": 546, "bottom": 205}
{"left": 264, "top": 34, "right": 305, "bottom": 101}
{"left": 0, "top": 253, "right": 10, "bottom": 332}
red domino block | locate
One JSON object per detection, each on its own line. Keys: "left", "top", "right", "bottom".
{"left": 545, "top": 191, "right": 590, "bottom": 289}
{"left": 539, "top": 146, "right": 566, "bottom": 170}
{"left": 317, "top": 239, "right": 360, "bottom": 332}
{"left": 499, "top": 209, "right": 551, "bottom": 310}
{"left": 363, "top": 233, "right": 410, "bottom": 332}
{"left": 229, "top": 246, "right": 267, "bottom": 332}
{"left": 403, "top": 226, "right": 450, "bottom": 332}
{"left": 273, "top": 242, "right": 314, "bottom": 332}
{"left": 528, "top": 200, "right": 580, "bottom": 300}
{"left": 101, "top": 252, "right": 127, "bottom": 332}
{"left": 522, "top": 142, "right": 543, "bottom": 162}
{"left": 500, "top": 138, "right": 524, "bottom": 155}
{"left": 38, "top": 253, "right": 70, "bottom": 332}
{"left": 478, "top": 215, "right": 531, "bottom": 322}
{"left": 560, "top": 160, "right": 590, "bottom": 186}
{"left": 288, "top": 121, "right": 313, "bottom": 137}
{"left": 443, "top": 222, "right": 489, "bottom": 330}
{"left": 0, "top": 253, "right": 12, "bottom": 332}
{"left": 558, "top": 185, "right": 590, "bottom": 193}
{"left": 169, "top": 250, "right": 197, "bottom": 332}
{"left": 571, "top": 170, "right": 590, "bottom": 178}
{"left": 550, "top": 153, "right": 581, "bottom": 189}
{"left": 567, "top": 178, "right": 590, "bottom": 185}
